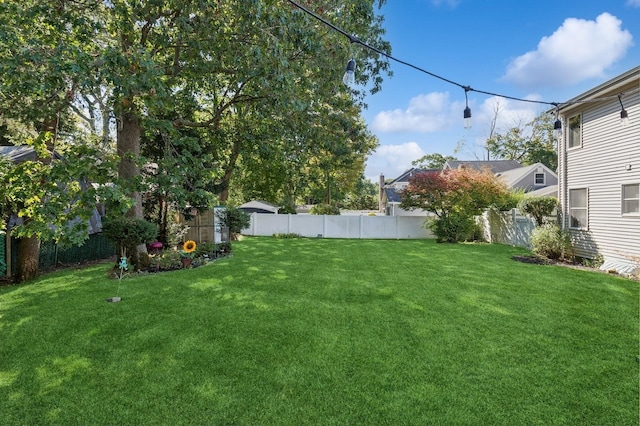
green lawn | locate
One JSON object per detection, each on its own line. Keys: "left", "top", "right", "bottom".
{"left": 0, "top": 238, "right": 637, "bottom": 425}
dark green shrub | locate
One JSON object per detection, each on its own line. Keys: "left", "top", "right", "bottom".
{"left": 530, "top": 223, "right": 572, "bottom": 260}
{"left": 102, "top": 217, "right": 158, "bottom": 266}
{"left": 428, "top": 213, "right": 475, "bottom": 243}
{"left": 195, "top": 241, "right": 215, "bottom": 257}
{"left": 215, "top": 207, "right": 250, "bottom": 240}
{"left": 309, "top": 204, "right": 340, "bottom": 215}
{"left": 518, "top": 196, "right": 558, "bottom": 226}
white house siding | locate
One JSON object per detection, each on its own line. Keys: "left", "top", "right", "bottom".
{"left": 559, "top": 71, "right": 639, "bottom": 274}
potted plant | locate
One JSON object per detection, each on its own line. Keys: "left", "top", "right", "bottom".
{"left": 180, "top": 240, "right": 197, "bottom": 268}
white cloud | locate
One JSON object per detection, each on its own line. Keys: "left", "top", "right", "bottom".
{"left": 627, "top": 0, "right": 640, "bottom": 7}
{"left": 371, "top": 92, "right": 453, "bottom": 133}
{"left": 365, "top": 142, "right": 425, "bottom": 181}
{"left": 502, "top": 13, "right": 633, "bottom": 88}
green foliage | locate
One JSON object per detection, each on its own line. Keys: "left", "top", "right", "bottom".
{"left": 215, "top": 207, "right": 250, "bottom": 238}
{"left": 151, "top": 249, "right": 182, "bottom": 271}
{"left": 101, "top": 217, "right": 158, "bottom": 252}
{"left": 273, "top": 233, "right": 301, "bottom": 239}
{"left": 412, "top": 153, "right": 457, "bottom": 169}
{"left": 518, "top": 196, "right": 558, "bottom": 226}
{"left": 402, "top": 169, "right": 512, "bottom": 243}
{"left": 428, "top": 212, "right": 476, "bottom": 243}
{"left": 310, "top": 204, "right": 341, "bottom": 215}
{"left": 530, "top": 223, "right": 573, "bottom": 260}
{"left": 485, "top": 112, "right": 557, "bottom": 170}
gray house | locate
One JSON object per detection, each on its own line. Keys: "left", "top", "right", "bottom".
{"left": 379, "top": 168, "right": 435, "bottom": 216}
{"left": 557, "top": 66, "right": 639, "bottom": 275}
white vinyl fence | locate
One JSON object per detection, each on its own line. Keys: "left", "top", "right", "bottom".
{"left": 243, "top": 213, "right": 433, "bottom": 239}
{"left": 476, "top": 209, "right": 538, "bottom": 248}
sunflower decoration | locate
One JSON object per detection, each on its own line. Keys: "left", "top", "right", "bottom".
{"left": 180, "top": 240, "right": 197, "bottom": 259}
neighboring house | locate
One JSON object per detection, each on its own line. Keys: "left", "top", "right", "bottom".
{"left": 379, "top": 161, "right": 558, "bottom": 216}
{"left": 495, "top": 162, "right": 558, "bottom": 193}
{"left": 379, "top": 168, "right": 436, "bottom": 216}
{"left": 238, "top": 200, "right": 279, "bottom": 214}
{"left": 557, "top": 66, "right": 639, "bottom": 275}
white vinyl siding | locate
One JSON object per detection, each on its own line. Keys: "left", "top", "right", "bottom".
{"left": 558, "top": 72, "right": 640, "bottom": 269}
{"left": 622, "top": 183, "right": 639, "bottom": 215}
{"left": 569, "top": 188, "right": 588, "bottom": 229}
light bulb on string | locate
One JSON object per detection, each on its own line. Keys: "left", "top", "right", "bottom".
{"left": 553, "top": 106, "right": 562, "bottom": 138}
{"left": 463, "top": 87, "right": 472, "bottom": 129}
{"left": 343, "top": 58, "right": 356, "bottom": 86}
{"left": 618, "top": 94, "right": 630, "bottom": 127}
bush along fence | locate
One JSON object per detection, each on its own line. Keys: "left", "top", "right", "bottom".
{"left": 5, "top": 233, "right": 117, "bottom": 277}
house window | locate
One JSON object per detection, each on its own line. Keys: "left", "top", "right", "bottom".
{"left": 569, "top": 188, "right": 588, "bottom": 229}
{"left": 534, "top": 173, "right": 545, "bottom": 185}
{"left": 568, "top": 114, "right": 581, "bottom": 149}
{"left": 622, "top": 184, "right": 639, "bottom": 214}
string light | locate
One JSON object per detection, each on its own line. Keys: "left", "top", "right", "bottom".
{"left": 553, "top": 104, "right": 562, "bottom": 137}
{"left": 343, "top": 58, "right": 356, "bottom": 86}
{"left": 618, "top": 94, "right": 630, "bottom": 127}
{"left": 463, "top": 87, "right": 472, "bottom": 129}
{"left": 286, "top": 0, "right": 635, "bottom": 128}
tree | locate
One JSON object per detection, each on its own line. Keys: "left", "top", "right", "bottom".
{"left": 412, "top": 153, "right": 456, "bottom": 169}
{"left": 518, "top": 196, "right": 557, "bottom": 226}
{"left": 400, "top": 168, "right": 512, "bottom": 242}
{"left": 486, "top": 112, "right": 557, "bottom": 170}
{"left": 1, "top": 1, "right": 391, "bottom": 279}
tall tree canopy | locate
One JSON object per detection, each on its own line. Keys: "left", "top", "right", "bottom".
{"left": 1, "top": 0, "right": 391, "bottom": 279}
{"left": 485, "top": 112, "right": 557, "bottom": 171}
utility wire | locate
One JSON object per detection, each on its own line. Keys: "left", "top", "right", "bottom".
{"left": 286, "top": 0, "right": 638, "bottom": 108}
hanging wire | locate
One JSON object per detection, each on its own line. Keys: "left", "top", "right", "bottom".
{"left": 286, "top": 0, "right": 639, "bottom": 109}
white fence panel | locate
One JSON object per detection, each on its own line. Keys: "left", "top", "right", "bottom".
{"left": 244, "top": 213, "right": 433, "bottom": 239}
{"left": 476, "top": 209, "right": 537, "bottom": 247}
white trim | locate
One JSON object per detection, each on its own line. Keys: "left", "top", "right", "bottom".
{"left": 621, "top": 183, "right": 640, "bottom": 216}
{"left": 568, "top": 187, "right": 588, "bottom": 229}
{"left": 567, "top": 113, "right": 582, "bottom": 150}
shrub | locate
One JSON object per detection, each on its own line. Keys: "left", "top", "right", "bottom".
{"left": 428, "top": 213, "right": 476, "bottom": 243}
{"left": 273, "top": 233, "right": 301, "bottom": 239}
{"left": 216, "top": 207, "right": 250, "bottom": 240}
{"left": 309, "top": 204, "right": 340, "bottom": 215}
{"left": 530, "top": 223, "right": 572, "bottom": 260}
{"left": 518, "top": 196, "right": 558, "bottom": 226}
{"left": 102, "top": 217, "right": 158, "bottom": 249}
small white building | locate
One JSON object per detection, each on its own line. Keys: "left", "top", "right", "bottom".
{"left": 557, "top": 66, "right": 639, "bottom": 275}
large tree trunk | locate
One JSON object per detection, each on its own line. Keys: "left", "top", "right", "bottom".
{"left": 14, "top": 117, "right": 58, "bottom": 283}
{"left": 117, "top": 110, "right": 143, "bottom": 219}
{"left": 117, "top": 109, "right": 148, "bottom": 267}
{"left": 15, "top": 235, "right": 39, "bottom": 283}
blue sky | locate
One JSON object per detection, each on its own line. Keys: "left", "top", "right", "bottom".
{"left": 360, "top": 0, "right": 640, "bottom": 181}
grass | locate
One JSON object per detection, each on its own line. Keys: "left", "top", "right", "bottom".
{"left": 0, "top": 238, "right": 638, "bottom": 425}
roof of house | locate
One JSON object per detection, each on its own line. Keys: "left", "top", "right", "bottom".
{"left": 495, "top": 162, "right": 557, "bottom": 188}
{"left": 0, "top": 145, "right": 38, "bottom": 162}
{"left": 0, "top": 145, "right": 62, "bottom": 163}
{"left": 526, "top": 184, "right": 558, "bottom": 198}
{"left": 559, "top": 65, "right": 639, "bottom": 115}
{"left": 384, "top": 188, "right": 402, "bottom": 204}
{"left": 239, "top": 200, "right": 279, "bottom": 213}
{"left": 386, "top": 167, "right": 436, "bottom": 186}
{"left": 444, "top": 160, "right": 523, "bottom": 174}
